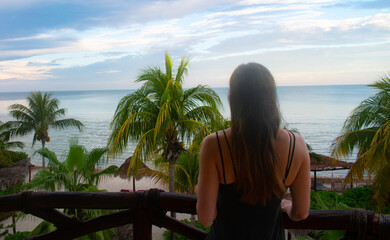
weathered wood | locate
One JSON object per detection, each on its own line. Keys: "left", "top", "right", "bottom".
{"left": 133, "top": 209, "right": 152, "bottom": 240}
{"left": 1, "top": 191, "right": 388, "bottom": 240}
{"left": 0, "top": 192, "right": 138, "bottom": 211}
{"left": 159, "top": 192, "right": 197, "bottom": 214}
{"left": 25, "top": 209, "right": 134, "bottom": 240}
{"left": 283, "top": 210, "right": 351, "bottom": 230}
{"left": 27, "top": 209, "right": 74, "bottom": 226}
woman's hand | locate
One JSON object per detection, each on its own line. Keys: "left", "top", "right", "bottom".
{"left": 281, "top": 199, "right": 292, "bottom": 213}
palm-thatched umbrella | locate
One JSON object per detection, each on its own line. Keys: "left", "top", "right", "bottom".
{"left": 116, "top": 156, "right": 151, "bottom": 191}
{"left": 310, "top": 153, "right": 353, "bottom": 191}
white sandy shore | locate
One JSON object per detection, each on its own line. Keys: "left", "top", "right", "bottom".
{"left": 0, "top": 168, "right": 190, "bottom": 240}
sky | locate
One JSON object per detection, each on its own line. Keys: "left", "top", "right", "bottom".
{"left": 0, "top": 0, "right": 389, "bottom": 92}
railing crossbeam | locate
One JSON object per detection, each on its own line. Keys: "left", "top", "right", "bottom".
{"left": 25, "top": 209, "right": 134, "bottom": 240}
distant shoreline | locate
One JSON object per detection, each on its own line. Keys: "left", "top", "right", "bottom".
{"left": 0, "top": 84, "right": 370, "bottom": 94}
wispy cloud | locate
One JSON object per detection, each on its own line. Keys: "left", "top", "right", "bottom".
{"left": 0, "top": 0, "right": 389, "bottom": 90}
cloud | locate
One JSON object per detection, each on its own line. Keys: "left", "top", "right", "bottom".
{"left": 0, "top": 59, "right": 55, "bottom": 81}
{"left": 0, "top": 0, "right": 389, "bottom": 91}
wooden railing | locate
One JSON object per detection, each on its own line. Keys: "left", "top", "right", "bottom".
{"left": 0, "top": 190, "right": 389, "bottom": 240}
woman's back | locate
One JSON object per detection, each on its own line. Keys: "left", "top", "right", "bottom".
{"left": 196, "top": 63, "right": 311, "bottom": 239}
{"left": 198, "top": 128, "right": 310, "bottom": 238}
{"left": 206, "top": 129, "right": 296, "bottom": 239}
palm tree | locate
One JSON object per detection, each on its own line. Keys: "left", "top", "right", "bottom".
{"left": 331, "top": 75, "right": 390, "bottom": 206}
{"left": 26, "top": 141, "right": 118, "bottom": 192}
{"left": 0, "top": 120, "right": 24, "bottom": 152}
{"left": 26, "top": 142, "right": 117, "bottom": 239}
{"left": 107, "top": 53, "right": 222, "bottom": 194}
{"left": 8, "top": 92, "right": 84, "bottom": 168}
{"left": 0, "top": 120, "right": 24, "bottom": 167}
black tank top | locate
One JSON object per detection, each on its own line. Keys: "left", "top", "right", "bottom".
{"left": 206, "top": 130, "right": 296, "bottom": 240}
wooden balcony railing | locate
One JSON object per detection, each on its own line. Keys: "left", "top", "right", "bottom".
{"left": 0, "top": 189, "right": 389, "bottom": 240}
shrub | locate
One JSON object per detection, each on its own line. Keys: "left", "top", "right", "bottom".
{"left": 339, "top": 185, "right": 373, "bottom": 209}
{"left": 0, "top": 151, "right": 28, "bottom": 168}
{"left": 5, "top": 231, "right": 30, "bottom": 240}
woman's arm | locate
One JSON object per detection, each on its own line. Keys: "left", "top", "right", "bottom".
{"left": 282, "top": 134, "right": 311, "bottom": 221}
{"left": 196, "top": 134, "right": 220, "bottom": 227}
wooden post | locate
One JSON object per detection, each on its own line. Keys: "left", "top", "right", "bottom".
{"left": 133, "top": 209, "right": 152, "bottom": 240}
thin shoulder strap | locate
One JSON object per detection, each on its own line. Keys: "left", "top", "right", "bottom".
{"left": 223, "top": 130, "right": 236, "bottom": 177}
{"left": 284, "top": 130, "right": 296, "bottom": 184}
{"left": 216, "top": 131, "right": 227, "bottom": 184}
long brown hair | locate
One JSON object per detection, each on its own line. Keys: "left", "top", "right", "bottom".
{"left": 229, "top": 63, "right": 285, "bottom": 205}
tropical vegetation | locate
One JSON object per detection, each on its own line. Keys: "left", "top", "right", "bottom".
{"left": 0, "top": 120, "right": 25, "bottom": 167}
{"left": 25, "top": 141, "right": 118, "bottom": 192}
{"left": 8, "top": 92, "right": 84, "bottom": 168}
{"left": 331, "top": 75, "right": 390, "bottom": 207}
{"left": 107, "top": 53, "right": 222, "bottom": 194}
{"left": 25, "top": 142, "right": 118, "bottom": 239}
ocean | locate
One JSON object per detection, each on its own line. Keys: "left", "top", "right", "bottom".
{"left": 0, "top": 85, "right": 377, "bottom": 177}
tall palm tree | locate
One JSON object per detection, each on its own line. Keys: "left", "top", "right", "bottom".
{"left": 331, "top": 75, "right": 390, "bottom": 206}
{"left": 107, "top": 53, "right": 222, "bottom": 194}
{"left": 26, "top": 142, "right": 118, "bottom": 192}
{"left": 8, "top": 92, "right": 84, "bottom": 168}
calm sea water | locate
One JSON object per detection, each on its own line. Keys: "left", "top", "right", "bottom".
{"left": 0, "top": 85, "right": 377, "bottom": 177}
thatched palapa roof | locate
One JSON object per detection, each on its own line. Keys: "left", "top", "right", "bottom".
{"left": 310, "top": 152, "right": 353, "bottom": 171}
{"left": 0, "top": 158, "right": 31, "bottom": 190}
{"left": 116, "top": 156, "right": 150, "bottom": 180}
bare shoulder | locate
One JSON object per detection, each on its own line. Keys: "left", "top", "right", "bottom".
{"left": 290, "top": 132, "right": 309, "bottom": 161}
{"left": 278, "top": 129, "right": 310, "bottom": 164}
{"left": 200, "top": 131, "right": 220, "bottom": 161}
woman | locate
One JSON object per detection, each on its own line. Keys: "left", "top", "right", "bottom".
{"left": 197, "top": 63, "right": 310, "bottom": 239}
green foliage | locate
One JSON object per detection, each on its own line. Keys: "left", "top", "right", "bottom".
{"left": 0, "top": 155, "right": 14, "bottom": 168}
{"left": 308, "top": 191, "right": 348, "bottom": 239}
{"left": 8, "top": 91, "right": 84, "bottom": 168}
{"left": 331, "top": 75, "right": 390, "bottom": 206}
{"left": 25, "top": 142, "right": 118, "bottom": 192}
{"left": 306, "top": 230, "right": 346, "bottom": 240}
{"left": 310, "top": 191, "right": 349, "bottom": 210}
{"left": 0, "top": 223, "right": 9, "bottom": 238}
{"left": 0, "top": 120, "right": 26, "bottom": 167}
{"left": 140, "top": 151, "right": 199, "bottom": 195}
{"left": 0, "top": 151, "right": 28, "bottom": 167}
{"left": 108, "top": 53, "right": 222, "bottom": 193}
{"left": 5, "top": 231, "right": 30, "bottom": 240}
{"left": 163, "top": 219, "right": 210, "bottom": 239}
{"left": 29, "top": 221, "right": 56, "bottom": 237}
{"left": 340, "top": 185, "right": 373, "bottom": 209}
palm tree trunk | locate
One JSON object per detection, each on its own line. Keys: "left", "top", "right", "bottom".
{"left": 169, "top": 161, "right": 175, "bottom": 193}
{"left": 42, "top": 140, "right": 46, "bottom": 168}
{"left": 132, "top": 174, "right": 136, "bottom": 191}
{"left": 169, "top": 159, "right": 176, "bottom": 240}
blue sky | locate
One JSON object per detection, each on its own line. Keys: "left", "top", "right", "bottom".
{"left": 0, "top": 0, "right": 389, "bottom": 92}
